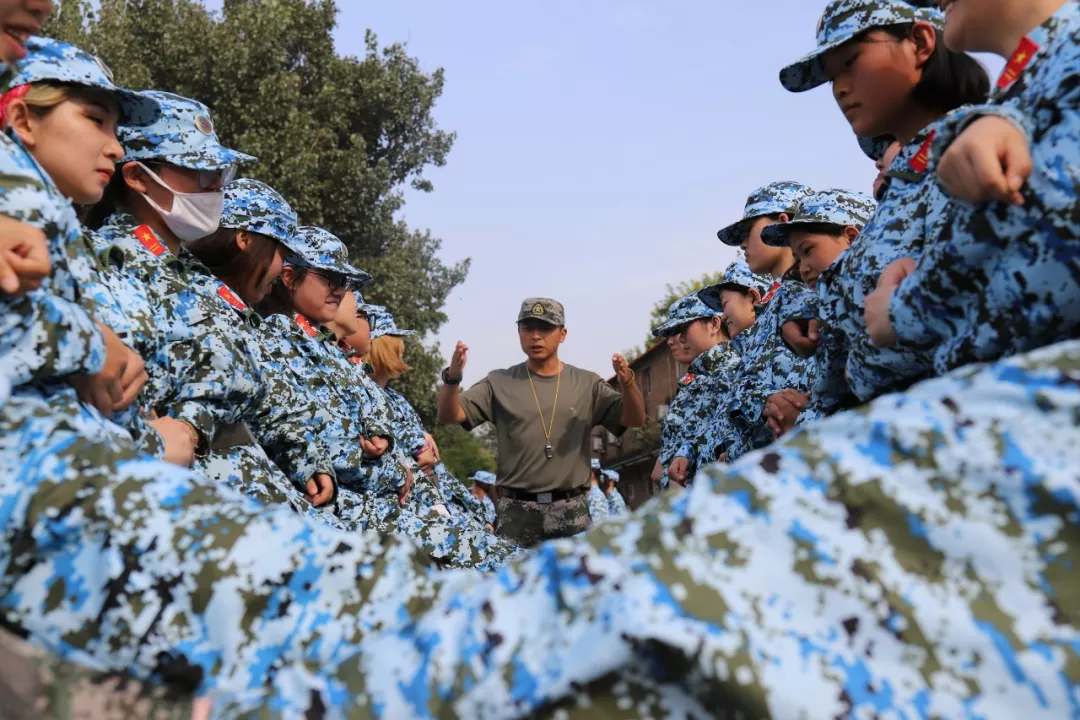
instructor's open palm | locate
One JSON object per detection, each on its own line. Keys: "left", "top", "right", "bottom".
{"left": 612, "top": 354, "right": 632, "bottom": 385}
{"left": 450, "top": 341, "right": 468, "bottom": 377}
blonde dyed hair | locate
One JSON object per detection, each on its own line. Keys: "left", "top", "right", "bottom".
{"left": 366, "top": 335, "right": 411, "bottom": 378}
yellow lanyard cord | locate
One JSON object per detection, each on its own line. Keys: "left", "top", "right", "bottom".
{"left": 527, "top": 365, "right": 561, "bottom": 453}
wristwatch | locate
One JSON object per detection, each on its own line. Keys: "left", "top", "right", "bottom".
{"left": 441, "top": 367, "right": 462, "bottom": 386}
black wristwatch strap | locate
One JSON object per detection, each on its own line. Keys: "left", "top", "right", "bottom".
{"left": 442, "top": 367, "right": 462, "bottom": 386}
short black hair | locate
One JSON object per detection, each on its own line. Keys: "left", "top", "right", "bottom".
{"left": 878, "top": 23, "right": 990, "bottom": 113}
{"left": 787, "top": 222, "right": 848, "bottom": 239}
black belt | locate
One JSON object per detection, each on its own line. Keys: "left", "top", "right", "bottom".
{"left": 499, "top": 486, "right": 587, "bottom": 504}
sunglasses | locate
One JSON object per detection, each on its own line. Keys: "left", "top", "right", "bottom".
{"left": 308, "top": 269, "right": 360, "bottom": 292}
{"left": 197, "top": 165, "right": 237, "bottom": 189}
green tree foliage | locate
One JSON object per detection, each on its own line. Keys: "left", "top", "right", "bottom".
{"left": 430, "top": 424, "right": 495, "bottom": 482}
{"left": 46, "top": 0, "right": 466, "bottom": 414}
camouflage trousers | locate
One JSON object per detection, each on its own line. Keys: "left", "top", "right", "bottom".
{"left": 495, "top": 493, "right": 591, "bottom": 548}
{"left": 344, "top": 338, "right": 1080, "bottom": 718}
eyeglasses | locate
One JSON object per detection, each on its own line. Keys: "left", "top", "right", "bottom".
{"left": 196, "top": 165, "right": 236, "bottom": 189}
{"left": 308, "top": 269, "right": 360, "bottom": 292}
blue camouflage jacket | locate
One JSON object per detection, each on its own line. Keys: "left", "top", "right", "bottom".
{"left": 890, "top": 2, "right": 1080, "bottom": 372}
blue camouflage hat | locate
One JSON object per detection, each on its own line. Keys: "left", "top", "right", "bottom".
{"left": 119, "top": 90, "right": 256, "bottom": 170}
{"left": 780, "top": 0, "right": 945, "bottom": 93}
{"left": 698, "top": 260, "right": 773, "bottom": 312}
{"left": 761, "top": 188, "right": 877, "bottom": 247}
{"left": 11, "top": 37, "right": 160, "bottom": 126}
{"left": 220, "top": 178, "right": 297, "bottom": 249}
{"left": 716, "top": 181, "right": 814, "bottom": 247}
{"left": 287, "top": 225, "right": 372, "bottom": 287}
{"left": 590, "top": 458, "right": 601, "bottom": 471}
{"left": 366, "top": 304, "right": 417, "bottom": 341}
{"left": 651, "top": 292, "right": 722, "bottom": 338}
{"left": 353, "top": 291, "right": 381, "bottom": 319}
{"left": 858, "top": 135, "right": 895, "bottom": 161}
{"left": 602, "top": 469, "right": 620, "bottom": 483}
{"left": 471, "top": 471, "right": 497, "bottom": 484}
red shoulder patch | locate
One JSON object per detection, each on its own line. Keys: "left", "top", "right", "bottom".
{"left": 681, "top": 373, "right": 696, "bottom": 385}
{"left": 217, "top": 285, "right": 246, "bottom": 311}
{"left": 907, "top": 130, "right": 937, "bottom": 174}
{"left": 295, "top": 314, "right": 317, "bottom": 338}
{"left": 761, "top": 280, "right": 782, "bottom": 304}
{"left": 134, "top": 225, "right": 166, "bottom": 257}
{"left": 998, "top": 36, "right": 1039, "bottom": 90}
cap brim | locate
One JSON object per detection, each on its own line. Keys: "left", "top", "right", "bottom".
{"left": 150, "top": 145, "right": 257, "bottom": 171}
{"left": 760, "top": 223, "right": 793, "bottom": 247}
{"left": 697, "top": 285, "right": 723, "bottom": 313}
{"left": 113, "top": 89, "right": 162, "bottom": 127}
{"left": 716, "top": 218, "right": 748, "bottom": 247}
{"left": 778, "top": 33, "right": 854, "bottom": 93}
{"left": 516, "top": 317, "right": 559, "bottom": 326}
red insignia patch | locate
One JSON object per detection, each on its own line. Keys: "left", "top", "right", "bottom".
{"left": 761, "top": 280, "right": 782, "bottom": 304}
{"left": 681, "top": 373, "right": 696, "bottom": 385}
{"left": 997, "top": 36, "right": 1039, "bottom": 90}
{"left": 217, "top": 285, "right": 246, "bottom": 311}
{"left": 134, "top": 225, "right": 166, "bottom": 257}
{"left": 907, "top": 130, "right": 937, "bottom": 174}
{"left": 295, "top": 314, "right": 317, "bottom": 338}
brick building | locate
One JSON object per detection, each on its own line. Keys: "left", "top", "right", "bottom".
{"left": 592, "top": 339, "right": 687, "bottom": 510}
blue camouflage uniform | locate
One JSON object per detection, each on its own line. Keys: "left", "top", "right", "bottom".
{"left": 760, "top": 188, "right": 879, "bottom": 418}
{"left": 587, "top": 484, "right": 609, "bottom": 522}
{"left": 698, "top": 260, "right": 788, "bottom": 461}
{"left": 91, "top": 94, "right": 344, "bottom": 526}
{"left": 603, "top": 469, "right": 628, "bottom": 516}
{"left": 889, "top": 1, "right": 1080, "bottom": 374}
{"left": 708, "top": 181, "right": 818, "bottom": 460}
{"left": 262, "top": 227, "right": 512, "bottom": 570}
{"left": 365, "top": 303, "right": 518, "bottom": 566}
{"left": 652, "top": 292, "right": 740, "bottom": 488}
{"left": 777, "top": 0, "right": 956, "bottom": 413}
{"left": 470, "top": 471, "right": 499, "bottom": 527}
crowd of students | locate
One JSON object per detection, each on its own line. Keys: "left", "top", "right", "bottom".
{"left": 0, "top": 0, "right": 1077, "bottom": 716}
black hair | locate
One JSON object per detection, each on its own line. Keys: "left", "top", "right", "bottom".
{"left": 82, "top": 169, "right": 126, "bottom": 229}
{"left": 186, "top": 227, "right": 280, "bottom": 302}
{"left": 877, "top": 23, "right": 990, "bottom": 113}
{"left": 256, "top": 265, "right": 309, "bottom": 318}
{"left": 787, "top": 222, "right": 848, "bottom": 239}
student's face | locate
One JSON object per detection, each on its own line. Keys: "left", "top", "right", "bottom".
{"left": 823, "top": 28, "right": 933, "bottom": 141}
{"left": 17, "top": 92, "right": 123, "bottom": 205}
{"left": 235, "top": 232, "right": 284, "bottom": 305}
{"left": 789, "top": 228, "right": 857, "bottom": 286}
{"left": 719, "top": 288, "right": 759, "bottom": 338}
{"left": 517, "top": 320, "right": 566, "bottom": 361}
{"left": 938, "top": 0, "right": 1006, "bottom": 54}
{"left": 0, "top": 0, "right": 51, "bottom": 65}
{"left": 682, "top": 317, "right": 724, "bottom": 358}
{"left": 666, "top": 332, "right": 696, "bottom": 364}
{"left": 286, "top": 266, "right": 348, "bottom": 324}
{"left": 873, "top": 141, "right": 903, "bottom": 201}
{"left": 742, "top": 216, "right": 791, "bottom": 276}
{"left": 344, "top": 314, "right": 371, "bottom": 357}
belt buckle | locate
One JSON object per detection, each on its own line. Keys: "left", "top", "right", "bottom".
{"left": 536, "top": 492, "right": 553, "bottom": 505}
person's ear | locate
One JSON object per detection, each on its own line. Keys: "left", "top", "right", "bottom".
{"left": 776, "top": 212, "right": 791, "bottom": 224}
{"left": 6, "top": 100, "right": 36, "bottom": 148}
{"left": 281, "top": 265, "right": 298, "bottom": 292}
{"left": 235, "top": 230, "right": 253, "bottom": 251}
{"left": 911, "top": 21, "right": 937, "bottom": 70}
{"left": 559, "top": 327, "right": 568, "bottom": 344}
{"left": 842, "top": 225, "right": 860, "bottom": 244}
{"left": 121, "top": 161, "right": 151, "bottom": 194}
{"left": 749, "top": 288, "right": 763, "bottom": 304}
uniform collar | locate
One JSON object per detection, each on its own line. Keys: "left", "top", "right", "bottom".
{"left": 690, "top": 340, "right": 733, "bottom": 375}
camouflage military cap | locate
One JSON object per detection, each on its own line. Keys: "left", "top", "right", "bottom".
{"left": 287, "top": 225, "right": 372, "bottom": 288}
{"left": 716, "top": 181, "right": 814, "bottom": 246}
{"left": 11, "top": 37, "right": 160, "bottom": 126}
{"left": 859, "top": 135, "right": 894, "bottom": 160}
{"left": 761, "top": 188, "right": 877, "bottom": 246}
{"left": 698, "top": 259, "right": 773, "bottom": 311}
{"left": 119, "top": 90, "right": 256, "bottom": 170}
{"left": 602, "top": 469, "right": 620, "bottom": 483}
{"left": 517, "top": 298, "right": 565, "bottom": 326}
{"left": 780, "top": 0, "right": 945, "bottom": 92}
{"left": 220, "top": 178, "right": 297, "bottom": 248}
{"left": 366, "top": 304, "right": 417, "bottom": 340}
{"left": 353, "top": 291, "right": 381, "bottom": 319}
{"left": 470, "top": 470, "right": 497, "bottom": 484}
{"left": 590, "top": 458, "right": 601, "bottom": 470}
{"left": 651, "top": 292, "right": 721, "bottom": 338}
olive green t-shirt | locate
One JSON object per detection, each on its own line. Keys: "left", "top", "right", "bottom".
{"left": 459, "top": 362, "right": 625, "bottom": 492}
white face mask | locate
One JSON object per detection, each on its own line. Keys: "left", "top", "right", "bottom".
{"left": 136, "top": 162, "right": 224, "bottom": 242}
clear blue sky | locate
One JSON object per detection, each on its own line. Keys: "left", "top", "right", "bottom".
{"left": 332, "top": 1, "right": 1002, "bottom": 382}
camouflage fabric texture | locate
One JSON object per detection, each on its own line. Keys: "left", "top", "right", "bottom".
{"left": 587, "top": 484, "right": 609, "bottom": 522}
{"left": 118, "top": 90, "right": 255, "bottom": 170}
{"left": 11, "top": 37, "right": 160, "bottom": 126}
{"left": 495, "top": 494, "right": 591, "bottom": 548}
{"left": 760, "top": 187, "right": 876, "bottom": 246}
{"left": 721, "top": 272, "right": 818, "bottom": 461}
{"left": 219, "top": 178, "right": 297, "bottom": 246}
{"left": 890, "top": 2, "right": 1080, "bottom": 375}
{"left": 366, "top": 304, "right": 417, "bottom": 340}
{"left": 715, "top": 180, "right": 814, "bottom": 247}
{"left": 651, "top": 291, "right": 720, "bottom": 338}
{"left": 516, "top": 297, "right": 565, "bottom": 326}
{"left": 698, "top": 258, "right": 772, "bottom": 310}
{"left": 779, "top": 0, "right": 945, "bottom": 92}
{"left": 286, "top": 225, "right": 370, "bottom": 285}
{"left": 658, "top": 340, "right": 741, "bottom": 486}
{"left": 814, "top": 124, "right": 950, "bottom": 412}
{"left": 605, "top": 487, "right": 628, "bottom": 516}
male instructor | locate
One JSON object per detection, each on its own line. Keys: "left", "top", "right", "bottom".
{"left": 437, "top": 298, "right": 645, "bottom": 547}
